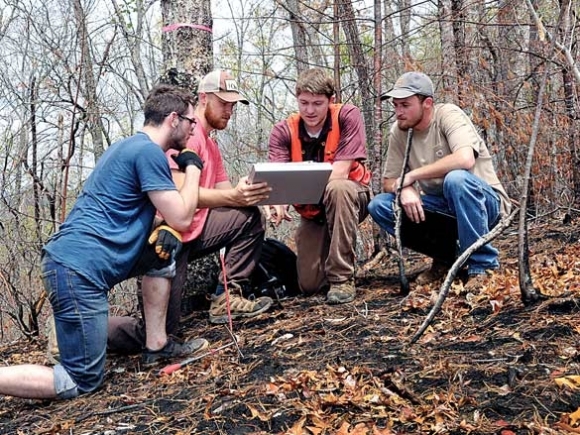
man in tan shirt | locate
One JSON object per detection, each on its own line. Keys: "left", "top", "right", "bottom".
{"left": 368, "top": 71, "right": 510, "bottom": 290}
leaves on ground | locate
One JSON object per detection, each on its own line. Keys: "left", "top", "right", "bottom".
{"left": 1, "top": 217, "right": 580, "bottom": 434}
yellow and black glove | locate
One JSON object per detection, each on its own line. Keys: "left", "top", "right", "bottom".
{"left": 148, "top": 224, "right": 182, "bottom": 261}
{"left": 171, "top": 149, "right": 203, "bottom": 172}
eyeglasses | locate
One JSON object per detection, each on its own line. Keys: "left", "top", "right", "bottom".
{"left": 178, "top": 114, "right": 197, "bottom": 126}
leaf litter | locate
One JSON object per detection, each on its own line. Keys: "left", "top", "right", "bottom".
{"left": 1, "top": 217, "right": 580, "bottom": 434}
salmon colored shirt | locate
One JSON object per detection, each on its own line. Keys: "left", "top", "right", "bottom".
{"left": 166, "top": 116, "right": 229, "bottom": 242}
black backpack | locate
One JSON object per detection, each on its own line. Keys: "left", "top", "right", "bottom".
{"left": 248, "top": 238, "right": 300, "bottom": 300}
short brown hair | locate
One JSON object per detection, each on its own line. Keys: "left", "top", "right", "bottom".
{"left": 295, "top": 68, "right": 335, "bottom": 98}
{"left": 143, "top": 85, "right": 195, "bottom": 126}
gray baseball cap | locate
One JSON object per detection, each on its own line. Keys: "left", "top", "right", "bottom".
{"left": 381, "top": 71, "right": 434, "bottom": 100}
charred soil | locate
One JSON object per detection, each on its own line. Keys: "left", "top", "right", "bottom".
{"left": 1, "top": 217, "right": 580, "bottom": 434}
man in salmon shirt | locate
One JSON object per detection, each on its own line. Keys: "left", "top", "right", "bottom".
{"left": 108, "top": 70, "right": 273, "bottom": 357}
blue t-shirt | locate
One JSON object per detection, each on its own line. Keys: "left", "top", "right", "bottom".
{"left": 44, "top": 132, "right": 177, "bottom": 289}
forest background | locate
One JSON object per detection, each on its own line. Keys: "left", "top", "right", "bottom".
{"left": 0, "top": 0, "right": 578, "bottom": 343}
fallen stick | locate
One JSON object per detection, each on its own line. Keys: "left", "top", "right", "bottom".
{"left": 409, "top": 207, "right": 519, "bottom": 345}
{"left": 158, "top": 341, "right": 234, "bottom": 376}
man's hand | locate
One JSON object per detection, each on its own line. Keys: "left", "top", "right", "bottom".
{"left": 394, "top": 172, "right": 416, "bottom": 190}
{"left": 263, "top": 205, "right": 292, "bottom": 226}
{"left": 399, "top": 186, "right": 425, "bottom": 224}
{"left": 148, "top": 225, "right": 182, "bottom": 261}
{"left": 233, "top": 176, "right": 271, "bottom": 206}
{"left": 171, "top": 149, "right": 203, "bottom": 172}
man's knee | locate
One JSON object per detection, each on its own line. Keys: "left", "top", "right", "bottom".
{"left": 368, "top": 193, "right": 394, "bottom": 218}
{"left": 443, "top": 169, "right": 470, "bottom": 190}
{"left": 298, "top": 274, "right": 328, "bottom": 295}
{"left": 324, "top": 179, "right": 356, "bottom": 199}
{"left": 229, "top": 206, "right": 265, "bottom": 235}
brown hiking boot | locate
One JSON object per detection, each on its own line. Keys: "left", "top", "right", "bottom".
{"left": 209, "top": 283, "right": 273, "bottom": 324}
{"left": 463, "top": 271, "right": 493, "bottom": 293}
{"left": 326, "top": 279, "right": 356, "bottom": 304}
{"left": 415, "top": 260, "right": 449, "bottom": 285}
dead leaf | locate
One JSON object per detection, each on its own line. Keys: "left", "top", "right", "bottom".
{"left": 555, "top": 375, "right": 580, "bottom": 390}
{"left": 569, "top": 408, "right": 580, "bottom": 426}
{"left": 246, "top": 404, "right": 271, "bottom": 421}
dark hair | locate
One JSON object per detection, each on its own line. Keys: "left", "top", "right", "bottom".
{"left": 295, "top": 68, "right": 335, "bottom": 98}
{"left": 143, "top": 85, "right": 195, "bottom": 126}
{"left": 416, "top": 94, "right": 434, "bottom": 103}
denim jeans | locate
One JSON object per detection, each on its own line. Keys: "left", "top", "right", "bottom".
{"left": 368, "top": 170, "right": 501, "bottom": 275}
{"left": 41, "top": 253, "right": 108, "bottom": 398}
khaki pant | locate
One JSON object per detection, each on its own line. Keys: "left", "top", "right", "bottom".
{"left": 295, "top": 179, "right": 370, "bottom": 294}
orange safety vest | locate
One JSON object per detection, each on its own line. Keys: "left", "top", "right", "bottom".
{"left": 287, "top": 104, "right": 370, "bottom": 220}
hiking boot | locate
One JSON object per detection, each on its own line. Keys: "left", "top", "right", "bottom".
{"left": 463, "top": 271, "right": 493, "bottom": 293}
{"left": 209, "top": 284, "right": 273, "bottom": 324}
{"left": 142, "top": 338, "right": 209, "bottom": 367}
{"left": 415, "top": 260, "right": 449, "bottom": 285}
{"left": 326, "top": 279, "right": 356, "bottom": 304}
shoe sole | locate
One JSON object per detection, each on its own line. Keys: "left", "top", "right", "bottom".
{"left": 209, "top": 300, "right": 273, "bottom": 325}
{"left": 142, "top": 338, "right": 210, "bottom": 368}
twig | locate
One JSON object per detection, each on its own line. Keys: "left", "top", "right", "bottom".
{"left": 361, "top": 248, "right": 388, "bottom": 272}
{"left": 517, "top": 0, "right": 563, "bottom": 306}
{"left": 409, "top": 207, "right": 519, "bottom": 344}
{"left": 74, "top": 399, "right": 156, "bottom": 423}
{"left": 394, "top": 128, "right": 414, "bottom": 295}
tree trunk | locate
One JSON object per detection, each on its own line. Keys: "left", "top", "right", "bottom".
{"left": 287, "top": 0, "right": 309, "bottom": 74}
{"left": 72, "top": 0, "right": 105, "bottom": 158}
{"left": 160, "top": 0, "right": 213, "bottom": 92}
{"left": 160, "top": 0, "right": 215, "bottom": 310}
{"left": 438, "top": 0, "right": 459, "bottom": 103}
{"left": 558, "top": 0, "right": 580, "bottom": 210}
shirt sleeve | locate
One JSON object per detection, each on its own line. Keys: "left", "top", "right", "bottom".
{"left": 438, "top": 104, "right": 483, "bottom": 157}
{"left": 268, "top": 121, "right": 292, "bottom": 163}
{"left": 383, "top": 127, "right": 405, "bottom": 179}
{"left": 136, "top": 144, "right": 176, "bottom": 192}
{"left": 334, "top": 104, "right": 367, "bottom": 161}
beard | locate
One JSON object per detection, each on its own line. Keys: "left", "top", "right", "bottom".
{"left": 204, "top": 103, "right": 229, "bottom": 131}
{"left": 168, "top": 127, "right": 189, "bottom": 151}
{"left": 397, "top": 107, "right": 424, "bottom": 131}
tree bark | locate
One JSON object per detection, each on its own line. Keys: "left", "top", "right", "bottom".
{"left": 438, "top": 0, "right": 459, "bottom": 103}
{"left": 160, "top": 0, "right": 213, "bottom": 92}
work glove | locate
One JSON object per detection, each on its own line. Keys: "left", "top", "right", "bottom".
{"left": 171, "top": 149, "right": 203, "bottom": 172}
{"left": 148, "top": 224, "right": 182, "bottom": 261}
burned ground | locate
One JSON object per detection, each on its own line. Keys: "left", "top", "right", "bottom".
{"left": 1, "top": 217, "right": 580, "bottom": 434}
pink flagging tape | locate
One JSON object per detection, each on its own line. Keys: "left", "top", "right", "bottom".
{"left": 162, "top": 23, "right": 213, "bottom": 33}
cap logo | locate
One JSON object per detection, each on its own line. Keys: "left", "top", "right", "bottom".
{"left": 223, "top": 79, "right": 239, "bottom": 92}
{"left": 394, "top": 77, "right": 406, "bottom": 87}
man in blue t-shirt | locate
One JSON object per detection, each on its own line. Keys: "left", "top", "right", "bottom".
{"left": 0, "top": 85, "right": 206, "bottom": 400}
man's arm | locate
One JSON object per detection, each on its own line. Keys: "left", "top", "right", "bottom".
{"left": 395, "top": 147, "right": 475, "bottom": 189}
{"left": 330, "top": 105, "right": 367, "bottom": 181}
{"left": 173, "top": 169, "right": 270, "bottom": 208}
{"left": 329, "top": 160, "right": 352, "bottom": 180}
{"left": 383, "top": 146, "right": 475, "bottom": 224}
{"left": 148, "top": 164, "right": 201, "bottom": 232}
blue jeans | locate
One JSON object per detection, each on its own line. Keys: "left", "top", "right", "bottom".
{"left": 368, "top": 170, "right": 501, "bottom": 275}
{"left": 41, "top": 253, "right": 108, "bottom": 398}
